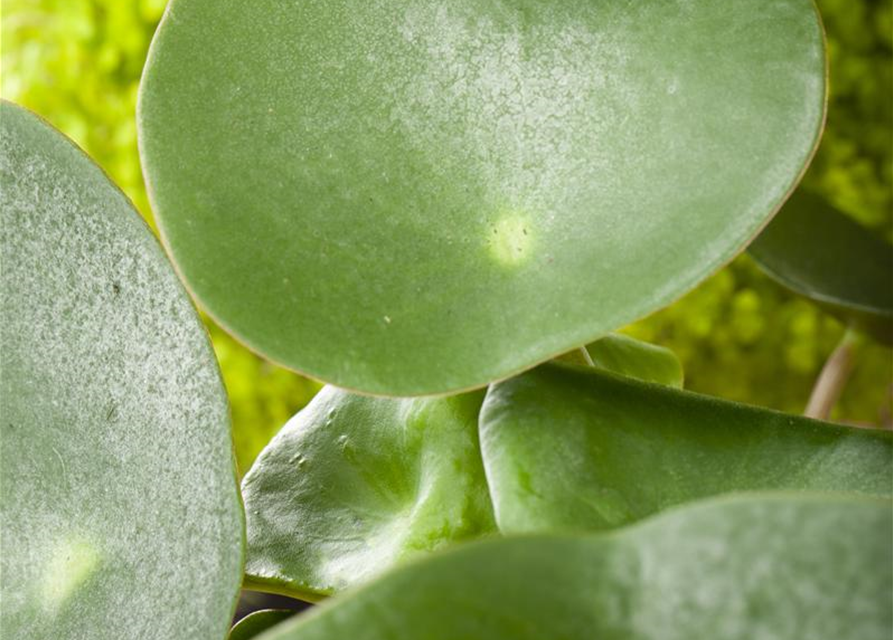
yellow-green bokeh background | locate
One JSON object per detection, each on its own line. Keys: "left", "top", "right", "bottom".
{"left": 3, "top": 0, "right": 891, "bottom": 474}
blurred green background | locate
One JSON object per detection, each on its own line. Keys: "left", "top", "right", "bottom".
{"left": 3, "top": 0, "right": 891, "bottom": 475}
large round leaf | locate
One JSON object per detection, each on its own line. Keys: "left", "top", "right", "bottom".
{"left": 749, "top": 189, "right": 893, "bottom": 344}
{"left": 0, "top": 102, "right": 243, "bottom": 639}
{"left": 480, "top": 362, "right": 891, "bottom": 533}
{"left": 138, "top": 0, "right": 826, "bottom": 395}
{"left": 241, "top": 387, "right": 495, "bottom": 601}
{"left": 254, "top": 494, "right": 893, "bottom": 640}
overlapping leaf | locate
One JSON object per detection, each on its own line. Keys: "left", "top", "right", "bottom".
{"left": 253, "top": 494, "right": 893, "bottom": 640}
{"left": 138, "top": 0, "right": 826, "bottom": 395}
{"left": 242, "top": 336, "right": 889, "bottom": 599}
{"left": 241, "top": 334, "right": 673, "bottom": 598}
{"left": 231, "top": 611, "right": 295, "bottom": 640}
{"left": 586, "top": 333, "right": 683, "bottom": 388}
{"left": 749, "top": 189, "right": 893, "bottom": 344}
{"left": 241, "top": 387, "right": 496, "bottom": 600}
{"left": 0, "top": 101, "right": 243, "bottom": 639}
{"left": 480, "top": 362, "right": 891, "bottom": 533}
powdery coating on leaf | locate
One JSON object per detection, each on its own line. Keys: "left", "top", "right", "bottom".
{"left": 389, "top": 6, "right": 625, "bottom": 232}
{"left": 0, "top": 103, "right": 242, "bottom": 640}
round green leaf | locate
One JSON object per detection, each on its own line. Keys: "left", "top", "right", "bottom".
{"left": 748, "top": 189, "right": 893, "bottom": 344}
{"left": 138, "top": 0, "right": 826, "bottom": 395}
{"left": 0, "top": 101, "right": 243, "bottom": 639}
{"left": 480, "top": 362, "right": 891, "bottom": 533}
{"left": 231, "top": 611, "right": 295, "bottom": 640}
{"left": 241, "top": 386, "right": 496, "bottom": 601}
{"left": 586, "top": 333, "right": 683, "bottom": 388}
{"left": 254, "top": 494, "right": 893, "bottom": 640}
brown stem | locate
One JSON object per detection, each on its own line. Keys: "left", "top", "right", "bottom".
{"left": 804, "top": 329, "right": 862, "bottom": 421}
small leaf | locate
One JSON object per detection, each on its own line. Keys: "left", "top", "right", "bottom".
{"left": 586, "top": 333, "right": 683, "bottom": 388}
{"left": 0, "top": 101, "right": 243, "bottom": 639}
{"left": 749, "top": 189, "right": 893, "bottom": 344}
{"left": 480, "top": 363, "right": 891, "bottom": 533}
{"left": 254, "top": 494, "right": 893, "bottom": 640}
{"left": 241, "top": 387, "right": 496, "bottom": 601}
{"left": 138, "top": 0, "right": 826, "bottom": 395}
{"left": 231, "top": 611, "right": 295, "bottom": 640}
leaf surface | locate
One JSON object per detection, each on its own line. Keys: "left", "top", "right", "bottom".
{"left": 0, "top": 101, "right": 243, "bottom": 640}
{"left": 241, "top": 387, "right": 496, "bottom": 601}
{"left": 480, "top": 362, "right": 892, "bottom": 533}
{"left": 586, "top": 333, "right": 683, "bottom": 388}
{"left": 749, "top": 190, "right": 893, "bottom": 344}
{"left": 231, "top": 611, "right": 295, "bottom": 640}
{"left": 256, "top": 495, "right": 893, "bottom": 640}
{"left": 138, "top": 0, "right": 826, "bottom": 395}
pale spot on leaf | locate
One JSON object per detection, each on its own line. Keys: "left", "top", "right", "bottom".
{"left": 41, "top": 537, "right": 100, "bottom": 611}
{"left": 489, "top": 213, "right": 534, "bottom": 267}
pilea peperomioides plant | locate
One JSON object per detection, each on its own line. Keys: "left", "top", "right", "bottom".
{"left": 1, "top": 1, "right": 890, "bottom": 640}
